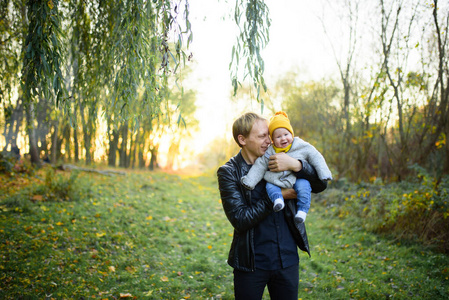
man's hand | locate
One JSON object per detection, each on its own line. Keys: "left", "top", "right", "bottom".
{"left": 282, "top": 188, "right": 297, "bottom": 200}
{"left": 268, "top": 152, "right": 302, "bottom": 172}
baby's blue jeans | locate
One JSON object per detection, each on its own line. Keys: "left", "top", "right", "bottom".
{"left": 266, "top": 178, "right": 312, "bottom": 213}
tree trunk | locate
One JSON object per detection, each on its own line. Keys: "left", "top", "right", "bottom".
{"left": 84, "top": 136, "right": 92, "bottom": 165}
{"left": 108, "top": 127, "right": 119, "bottom": 167}
{"left": 149, "top": 146, "right": 158, "bottom": 171}
{"left": 130, "top": 130, "right": 139, "bottom": 169}
{"left": 433, "top": 0, "right": 449, "bottom": 174}
{"left": 51, "top": 119, "right": 59, "bottom": 164}
{"left": 35, "top": 95, "right": 49, "bottom": 159}
{"left": 119, "top": 123, "right": 128, "bottom": 168}
{"left": 63, "top": 122, "right": 71, "bottom": 162}
{"left": 74, "top": 104, "right": 79, "bottom": 163}
{"left": 129, "top": 130, "right": 136, "bottom": 169}
{"left": 138, "top": 146, "right": 145, "bottom": 168}
{"left": 25, "top": 102, "right": 41, "bottom": 166}
{"left": 79, "top": 100, "right": 92, "bottom": 165}
{"left": 2, "top": 99, "right": 23, "bottom": 152}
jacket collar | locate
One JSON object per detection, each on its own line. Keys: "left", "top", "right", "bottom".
{"left": 235, "top": 150, "right": 250, "bottom": 175}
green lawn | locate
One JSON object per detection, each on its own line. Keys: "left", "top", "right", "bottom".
{"left": 1, "top": 170, "right": 448, "bottom": 299}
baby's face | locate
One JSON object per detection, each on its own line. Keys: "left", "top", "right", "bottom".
{"left": 272, "top": 128, "right": 293, "bottom": 149}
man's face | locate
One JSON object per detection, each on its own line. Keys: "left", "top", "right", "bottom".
{"left": 240, "top": 119, "right": 271, "bottom": 162}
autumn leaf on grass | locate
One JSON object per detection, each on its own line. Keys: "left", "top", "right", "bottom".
{"left": 32, "top": 195, "right": 43, "bottom": 202}
{"left": 96, "top": 232, "right": 106, "bottom": 237}
{"left": 161, "top": 276, "right": 169, "bottom": 282}
{"left": 119, "top": 293, "right": 133, "bottom": 298}
{"left": 126, "top": 266, "right": 136, "bottom": 273}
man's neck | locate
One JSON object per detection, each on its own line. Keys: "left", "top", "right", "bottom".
{"left": 241, "top": 148, "right": 256, "bottom": 165}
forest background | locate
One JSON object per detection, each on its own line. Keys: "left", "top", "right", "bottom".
{"left": 1, "top": 0, "right": 449, "bottom": 265}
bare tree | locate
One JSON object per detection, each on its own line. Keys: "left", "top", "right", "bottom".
{"left": 428, "top": 0, "right": 449, "bottom": 174}
{"left": 378, "top": 0, "right": 421, "bottom": 180}
{"left": 319, "top": 0, "right": 362, "bottom": 178}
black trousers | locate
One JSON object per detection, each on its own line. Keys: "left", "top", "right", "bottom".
{"left": 233, "top": 264, "right": 299, "bottom": 300}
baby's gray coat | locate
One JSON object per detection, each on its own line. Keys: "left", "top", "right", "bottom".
{"left": 241, "top": 137, "right": 332, "bottom": 190}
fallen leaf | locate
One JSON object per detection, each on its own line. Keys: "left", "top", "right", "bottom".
{"left": 32, "top": 195, "right": 43, "bottom": 202}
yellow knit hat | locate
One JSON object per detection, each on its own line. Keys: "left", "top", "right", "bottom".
{"left": 268, "top": 111, "right": 294, "bottom": 138}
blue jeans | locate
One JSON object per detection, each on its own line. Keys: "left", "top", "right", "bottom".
{"left": 266, "top": 179, "right": 312, "bottom": 213}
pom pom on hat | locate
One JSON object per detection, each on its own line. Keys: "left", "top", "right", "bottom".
{"left": 268, "top": 111, "right": 294, "bottom": 138}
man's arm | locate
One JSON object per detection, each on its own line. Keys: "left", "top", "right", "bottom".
{"left": 217, "top": 165, "right": 272, "bottom": 232}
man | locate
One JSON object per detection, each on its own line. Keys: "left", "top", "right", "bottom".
{"left": 217, "top": 112, "right": 327, "bottom": 300}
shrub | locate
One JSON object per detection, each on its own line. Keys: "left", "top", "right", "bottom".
{"left": 30, "top": 166, "right": 93, "bottom": 202}
{"left": 0, "top": 151, "right": 15, "bottom": 173}
{"left": 322, "top": 167, "right": 449, "bottom": 253}
{"left": 375, "top": 166, "right": 449, "bottom": 251}
{"left": 1, "top": 151, "right": 32, "bottom": 173}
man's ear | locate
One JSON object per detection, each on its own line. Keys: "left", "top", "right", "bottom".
{"left": 237, "top": 134, "right": 246, "bottom": 146}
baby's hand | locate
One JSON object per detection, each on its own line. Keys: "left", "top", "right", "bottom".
{"left": 240, "top": 176, "right": 254, "bottom": 190}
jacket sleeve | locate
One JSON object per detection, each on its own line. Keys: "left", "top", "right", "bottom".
{"left": 217, "top": 165, "right": 272, "bottom": 232}
{"left": 294, "top": 159, "right": 328, "bottom": 193}
{"left": 240, "top": 155, "right": 269, "bottom": 190}
{"left": 301, "top": 143, "right": 332, "bottom": 181}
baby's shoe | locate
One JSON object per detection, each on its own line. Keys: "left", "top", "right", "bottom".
{"left": 294, "top": 211, "right": 307, "bottom": 223}
{"left": 273, "top": 199, "right": 285, "bottom": 212}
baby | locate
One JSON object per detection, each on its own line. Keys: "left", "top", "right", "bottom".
{"left": 241, "top": 111, "right": 332, "bottom": 223}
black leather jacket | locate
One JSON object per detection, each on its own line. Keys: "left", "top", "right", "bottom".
{"left": 217, "top": 151, "right": 327, "bottom": 271}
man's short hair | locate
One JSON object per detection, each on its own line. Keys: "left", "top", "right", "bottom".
{"left": 232, "top": 112, "right": 266, "bottom": 147}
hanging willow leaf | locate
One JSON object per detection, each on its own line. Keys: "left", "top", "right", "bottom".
{"left": 230, "top": 0, "right": 270, "bottom": 103}
{"left": 22, "top": 0, "right": 65, "bottom": 107}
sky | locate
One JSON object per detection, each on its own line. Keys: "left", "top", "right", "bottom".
{"left": 181, "top": 0, "right": 339, "bottom": 158}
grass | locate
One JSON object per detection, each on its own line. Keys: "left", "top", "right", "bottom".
{"left": 1, "top": 168, "right": 448, "bottom": 299}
